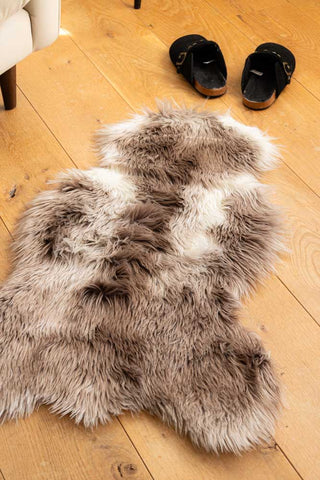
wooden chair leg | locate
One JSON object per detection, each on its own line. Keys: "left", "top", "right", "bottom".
{"left": 134, "top": 0, "right": 141, "bottom": 9}
{"left": 0, "top": 65, "right": 17, "bottom": 110}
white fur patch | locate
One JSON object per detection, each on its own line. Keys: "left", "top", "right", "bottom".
{"left": 86, "top": 167, "right": 135, "bottom": 201}
{"left": 182, "top": 232, "right": 223, "bottom": 259}
{"left": 219, "top": 114, "right": 280, "bottom": 171}
{"left": 170, "top": 173, "right": 261, "bottom": 259}
{"left": 99, "top": 144, "right": 121, "bottom": 166}
{"left": 183, "top": 173, "right": 260, "bottom": 227}
{"left": 106, "top": 113, "right": 147, "bottom": 138}
{"left": 182, "top": 185, "right": 226, "bottom": 229}
{"left": 219, "top": 172, "right": 261, "bottom": 196}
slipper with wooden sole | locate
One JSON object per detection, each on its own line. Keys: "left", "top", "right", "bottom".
{"left": 169, "top": 34, "right": 227, "bottom": 97}
{"left": 241, "top": 42, "right": 295, "bottom": 110}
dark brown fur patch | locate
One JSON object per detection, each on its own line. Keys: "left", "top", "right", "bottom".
{"left": 116, "top": 224, "right": 170, "bottom": 253}
{"left": 125, "top": 201, "right": 168, "bottom": 233}
{"left": 59, "top": 178, "right": 94, "bottom": 193}
{"left": 81, "top": 281, "right": 130, "bottom": 305}
{"left": 149, "top": 189, "right": 184, "bottom": 209}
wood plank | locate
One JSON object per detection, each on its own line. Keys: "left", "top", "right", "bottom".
{"left": 120, "top": 411, "right": 300, "bottom": 480}
{"left": 0, "top": 91, "right": 153, "bottom": 480}
{"left": 287, "top": 0, "right": 320, "bottom": 21}
{"left": 242, "top": 277, "right": 320, "bottom": 480}
{"left": 0, "top": 90, "right": 76, "bottom": 231}
{"left": 17, "top": 34, "right": 132, "bottom": 170}
{"left": 60, "top": 0, "right": 203, "bottom": 111}
{"left": 0, "top": 407, "right": 153, "bottom": 480}
{"left": 265, "top": 164, "right": 320, "bottom": 322}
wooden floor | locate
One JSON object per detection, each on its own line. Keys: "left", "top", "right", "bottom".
{"left": 0, "top": 0, "right": 319, "bottom": 478}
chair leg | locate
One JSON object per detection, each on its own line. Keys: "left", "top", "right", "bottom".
{"left": 134, "top": 0, "right": 141, "bottom": 9}
{"left": 0, "top": 65, "right": 17, "bottom": 110}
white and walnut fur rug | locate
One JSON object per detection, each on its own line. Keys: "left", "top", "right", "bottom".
{"left": 0, "top": 104, "right": 283, "bottom": 453}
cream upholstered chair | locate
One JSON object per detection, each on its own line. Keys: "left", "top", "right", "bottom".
{"left": 0, "top": 0, "right": 60, "bottom": 110}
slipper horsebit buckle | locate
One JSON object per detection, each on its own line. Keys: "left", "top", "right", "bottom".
{"left": 175, "top": 39, "right": 206, "bottom": 71}
{"left": 261, "top": 49, "right": 292, "bottom": 82}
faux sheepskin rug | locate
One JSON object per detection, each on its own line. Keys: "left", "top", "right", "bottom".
{"left": 0, "top": 104, "right": 284, "bottom": 453}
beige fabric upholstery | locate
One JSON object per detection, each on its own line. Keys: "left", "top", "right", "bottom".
{"left": 24, "top": 0, "right": 60, "bottom": 52}
{"left": 0, "top": 0, "right": 60, "bottom": 75}
{"left": 0, "top": 0, "right": 30, "bottom": 24}
{"left": 0, "top": 9, "right": 32, "bottom": 74}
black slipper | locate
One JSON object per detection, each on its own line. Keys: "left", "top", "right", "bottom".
{"left": 169, "top": 34, "right": 227, "bottom": 97}
{"left": 241, "top": 43, "right": 295, "bottom": 110}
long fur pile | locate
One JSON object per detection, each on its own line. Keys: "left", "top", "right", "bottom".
{"left": 0, "top": 104, "right": 283, "bottom": 453}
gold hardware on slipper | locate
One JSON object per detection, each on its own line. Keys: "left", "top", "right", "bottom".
{"left": 282, "top": 61, "right": 292, "bottom": 80}
{"left": 175, "top": 51, "right": 187, "bottom": 67}
{"left": 174, "top": 39, "right": 206, "bottom": 70}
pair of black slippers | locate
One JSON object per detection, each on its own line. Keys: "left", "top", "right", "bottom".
{"left": 169, "top": 35, "right": 295, "bottom": 110}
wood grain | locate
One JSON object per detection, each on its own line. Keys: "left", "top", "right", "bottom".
{"left": 60, "top": 0, "right": 204, "bottom": 110}
{"left": 120, "top": 411, "right": 300, "bottom": 480}
{"left": 17, "top": 35, "right": 132, "bottom": 170}
{"left": 0, "top": 407, "right": 154, "bottom": 480}
{"left": 242, "top": 276, "right": 320, "bottom": 480}
{"left": 0, "top": 90, "right": 76, "bottom": 231}
{"left": 287, "top": 0, "right": 320, "bottom": 22}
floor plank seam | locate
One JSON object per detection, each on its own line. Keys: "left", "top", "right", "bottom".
{"left": 276, "top": 442, "right": 304, "bottom": 480}
{"left": 275, "top": 275, "right": 319, "bottom": 327}
{"left": 16, "top": 86, "right": 78, "bottom": 169}
{"left": 0, "top": 217, "right": 12, "bottom": 238}
{"left": 293, "top": 77, "right": 320, "bottom": 103}
{"left": 67, "top": 35, "right": 135, "bottom": 117}
{"left": 117, "top": 418, "right": 156, "bottom": 480}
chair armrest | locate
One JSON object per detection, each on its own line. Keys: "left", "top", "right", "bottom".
{"left": 0, "top": 0, "right": 29, "bottom": 24}
{"left": 24, "top": 0, "right": 60, "bottom": 51}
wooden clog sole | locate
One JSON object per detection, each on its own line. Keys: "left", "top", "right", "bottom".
{"left": 194, "top": 80, "right": 227, "bottom": 97}
{"left": 242, "top": 90, "right": 276, "bottom": 110}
